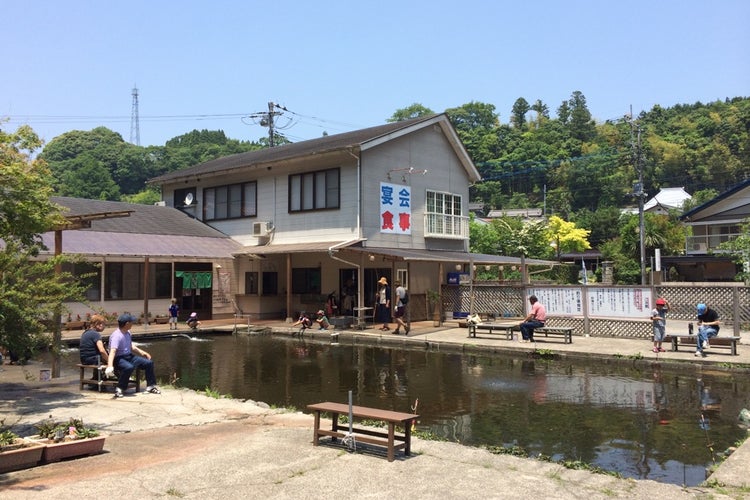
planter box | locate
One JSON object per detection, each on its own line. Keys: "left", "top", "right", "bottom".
{"left": 0, "top": 440, "right": 45, "bottom": 473}
{"left": 28, "top": 436, "right": 106, "bottom": 463}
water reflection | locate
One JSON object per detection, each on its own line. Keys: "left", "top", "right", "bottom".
{"left": 62, "top": 333, "right": 749, "bottom": 486}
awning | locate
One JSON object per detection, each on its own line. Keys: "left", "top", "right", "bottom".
{"left": 235, "top": 241, "right": 358, "bottom": 256}
{"left": 340, "top": 247, "right": 558, "bottom": 266}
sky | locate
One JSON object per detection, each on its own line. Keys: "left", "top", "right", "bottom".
{"left": 3, "top": 0, "right": 749, "bottom": 148}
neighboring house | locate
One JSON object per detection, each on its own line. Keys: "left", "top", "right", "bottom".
{"left": 661, "top": 181, "right": 748, "bottom": 281}
{"left": 621, "top": 187, "right": 692, "bottom": 216}
{"left": 148, "top": 114, "right": 552, "bottom": 321}
{"left": 643, "top": 187, "right": 691, "bottom": 214}
{"left": 41, "top": 197, "right": 242, "bottom": 322}
{"left": 485, "top": 208, "right": 544, "bottom": 220}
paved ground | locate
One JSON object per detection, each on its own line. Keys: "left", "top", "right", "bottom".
{"left": 1, "top": 319, "right": 749, "bottom": 499}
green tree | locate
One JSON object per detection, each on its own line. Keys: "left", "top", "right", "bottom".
{"left": 567, "top": 91, "right": 596, "bottom": 142}
{"left": 388, "top": 103, "right": 435, "bottom": 122}
{"left": 510, "top": 97, "right": 530, "bottom": 129}
{"left": 546, "top": 215, "right": 591, "bottom": 260}
{"left": 530, "top": 99, "right": 550, "bottom": 127}
{"left": 0, "top": 125, "right": 87, "bottom": 360}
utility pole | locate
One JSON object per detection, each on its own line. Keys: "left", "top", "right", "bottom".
{"left": 628, "top": 105, "right": 647, "bottom": 285}
{"left": 250, "top": 101, "right": 288, "bottom": 147}
{"left": 248, "top": 101, "right": 286, "bottom": 147}
{"left": 267, "top": 101, "right": 275, "bottom": 147}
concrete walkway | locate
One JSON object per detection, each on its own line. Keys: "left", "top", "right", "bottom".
{"left": 0, "top": 319, "right": 747, "bottom": 499}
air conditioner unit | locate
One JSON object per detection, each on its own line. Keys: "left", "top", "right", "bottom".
{"left": 692, "top": 242, "right": 708, "bottom": 252}
{"left": 253, "top": 221, "right": 273, "bottom": 237}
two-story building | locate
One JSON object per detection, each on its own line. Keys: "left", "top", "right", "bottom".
{"left": 662, "top": 180, "right": 748, "bottom": 281}
{"left": 148, "top": 114, "right": 549, "bottom": 322}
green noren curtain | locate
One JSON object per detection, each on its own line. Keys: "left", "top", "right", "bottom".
{"left": 175, "top": 271, "right": 212, "bottom": 289}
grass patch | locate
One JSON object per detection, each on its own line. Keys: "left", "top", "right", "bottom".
{"left": 486, "top": 445, "right": 622, "bottom": 477}
{"left": 166, "top": 488, "right": 185, "bottom": 497}
{"left": 203, "top": 387, "right": 233, "bottom": 399}
{"left": 533, "top": 348, "right": 555, "bottom": 359}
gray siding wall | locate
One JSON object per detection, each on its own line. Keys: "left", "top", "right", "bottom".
{"left": 360, "top": 125, "right": 471, "bottom": 251}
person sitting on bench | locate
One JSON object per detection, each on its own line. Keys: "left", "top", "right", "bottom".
{"left": 695, "top": 303, "right": 720, "bottom": 358}
{"left": 520, "top": 295, "right": 546, "bottom": 342}
{"left": 79, "top": 314, "right": 109, "bottom": 367}
{"left": 105, "top": 313, "right": 161, "bottom": 398}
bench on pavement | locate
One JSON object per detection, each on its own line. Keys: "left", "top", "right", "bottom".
{"left": 534, "top": 326, "right": 574, "bottom": 344}
{"left": 307, "top": 401, "right": 418, "bottom": 462}
{"left": 77, "top": 364, "right": 142, "bottom": 392}
{"left": 467, "top": 322, "right": 519, "bottom": 339}
{"left": 664, "top": 335, "right": 741, "bottom": 355}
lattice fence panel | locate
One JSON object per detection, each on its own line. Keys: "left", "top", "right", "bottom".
{"left": 655, "top": 285, "right": 739, "bottom": 322}
{"left": 436, "top": 283, "right": 749, "bottom": 337}
{"left": 589, "top": 318, "right": 652, "bottom": 338}
{"left": 544, "top": 316, "right": 584, "bottom": 334}
{"left": 440, "top": 285, "right": 525, "bottom": 319}
{"left": 740, "top": 288, "right": 750, "bottom": 328}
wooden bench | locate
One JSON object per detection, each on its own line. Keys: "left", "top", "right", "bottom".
{"left": 664, "top": 335, "right": 741, "bottom": 355}
{"left": 307, "top": 401, "right": 418, "bottom": 462}
{"left": 535, "top": 326, "right": 574, "bottom": 344}
{"left": 468, "top": 322, "right": 519, "bottom": 339}
{"left": 77, "top": 364, "right": 142, "bottom": 392}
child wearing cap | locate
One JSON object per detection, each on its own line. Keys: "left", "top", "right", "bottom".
{"left": 186, "top": 312, "right": 200, "bottom": 330}
{"left": 315, "top": 310, "right": 330, "bottom": 330}
{"left": 650, "top": 297, "right": 670, "bottom": 353}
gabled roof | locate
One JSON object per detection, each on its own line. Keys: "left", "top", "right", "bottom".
{"left": 681, "top": 178, "right": 750, "bottom": 221}
{"left": 148, "top": 114, "right": 480, "bottom": 184}
{"left": 43, "top": 197, "right": 242, "bottom": 259}
{"left": 52, "top": 197, "right": 227, "bottom": 238}
{"left": 643, "top": 187, "right": 691, "bottom": 212}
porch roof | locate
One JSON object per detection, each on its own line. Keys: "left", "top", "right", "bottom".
{"left": 340, "top": 247, "right": 558, "bottom": 266}
{"left": 236, "top": 241, "right": 557, "bottom": 266}
{"left": 235, "top": 241, "right": 356, "bottom": 257}
{"left": 39, "top": 231, "right": 243, "bottom": 259}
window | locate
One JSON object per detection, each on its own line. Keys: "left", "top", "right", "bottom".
{"left": 396, "top": 269, "right": 408, "bottom": 288}
{"left": 149, "top": 263, "right": 172, "bottom": 299}
{"left": 174, "top": 187, "right": 196, "bottom": 208}
{"left": 63, "top": 262, "right": 101, "bottom": 302}
{"left": 425, "top": 190, "right": 467, "bottom": 238}
{"left": 289, "top": 168, "right": 339, "bottom": 212}
{"left": 105, "top": 262, "right": 142, "bottom": 300}
{"left": 245, "top": 272, "right": 258, "bottom": 295}
{"left": 291, "top": 268, "right": 321, "bottom": 294}
{"left": 204, "top": 182, "right": 257, "bottom": 221}
{"left": 100, "top": 262, "right": 171, "bottom": 300}
{"left": 262, "top": 272, "right": 278, "bottom": 296}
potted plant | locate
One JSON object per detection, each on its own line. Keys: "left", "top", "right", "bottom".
{"left": 28, "top": 417, "right": 105, "bottom": 463}
{"left": 0, "top": 426, "right": 44, "bottom": 473}
{"left": 426, "top": 289, "right": 442, "bottom": 327}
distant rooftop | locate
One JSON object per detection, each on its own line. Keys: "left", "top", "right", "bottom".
{"left": 486, "top": 208, "right": 543, "bottom": 218}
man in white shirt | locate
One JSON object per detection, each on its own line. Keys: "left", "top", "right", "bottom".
{"left": 393, "top": 280, "right": 410, "bottom": 335}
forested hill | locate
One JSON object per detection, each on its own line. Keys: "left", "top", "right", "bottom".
{"left": 457, "top": 95, "right": 750, "bottom": 218}
{"left": 38, "top": 94, "right": 749, "bottom": 214}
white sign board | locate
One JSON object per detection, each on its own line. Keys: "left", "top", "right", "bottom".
{"left": 379, "top": 182, "right": 412, "bottom": 234}
{"left": 526, "top": 287, "right": 652, "bottom": 318}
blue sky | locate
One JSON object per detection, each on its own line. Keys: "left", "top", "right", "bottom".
{"left": 3, "top": 0, "right": 748, "bottom": 147}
